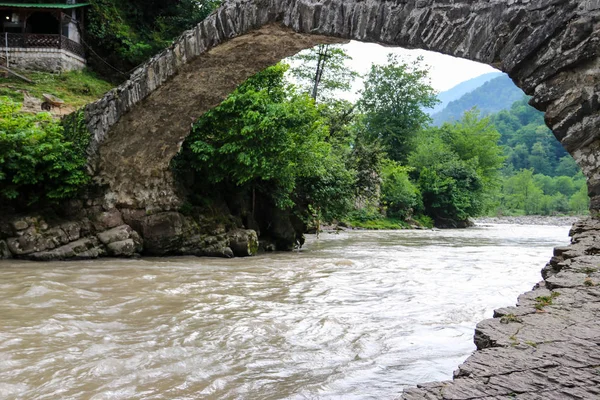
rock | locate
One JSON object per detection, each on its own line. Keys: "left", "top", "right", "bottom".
{"left": 227, "top": 229, "right": 258, "bottom": 257}
{"left": 0, "top": 240, "right": 12, "bottom": 259}
{"left": 92, "top": 209, "right": 124, "bottom": 231}
{"left": 97, "top": 225, "right": 135, "bottom": 245}
{"left": 140, "top": 212, "right": 185, "bottom": 255}
{"left": 28, "top": 237, "right": 104, "bottom": 261}
{"left": 97, "top": 225, "right": 143, "bottom": 256}
{"left": 120, "top": 208, "right": 146, "bottom": 233}
{"left": 106, "top": 239, "right": 138, "bottom": 257}
{"left": 7, "top": 232, "right": 56, "bottom": 255}
{"left": 11, "top": 219, "right": 29, "bottom": 232}
{"left": 401, "top": 216, "right": 600, "bottom": 399}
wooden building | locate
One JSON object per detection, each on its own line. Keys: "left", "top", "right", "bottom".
{"left": 0, "top": 2, "right": 89, "bottom": 72}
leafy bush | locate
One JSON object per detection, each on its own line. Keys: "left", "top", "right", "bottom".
{"left": 380, "top": 160, "right": 421, "bottom": 219}
{"left": 0, "top": 98, "right": 90, "bottom": 206}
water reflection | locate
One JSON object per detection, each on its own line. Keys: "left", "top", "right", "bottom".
{"left": 0, "top": 224, "right": 570, "bottom": 399}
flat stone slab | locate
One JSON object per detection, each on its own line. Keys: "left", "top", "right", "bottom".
{"left": 401, "top": 218, "right": 600, "bottom": 400}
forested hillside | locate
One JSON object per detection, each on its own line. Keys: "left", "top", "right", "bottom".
{"left": 431, "top": 75, "right": 523, "bottom": 125}
{"left": 491, "top": 98, "right": 588, "bottom": 215}
{"left": 427, "top": 72, "right": 502, "bottom": 115}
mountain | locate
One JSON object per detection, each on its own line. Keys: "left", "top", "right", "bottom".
{"left": 426, "top": 72, "right": 503, "bottom": 115}
{"left": 431, "top": 74, "right": 524, "bottom": 126}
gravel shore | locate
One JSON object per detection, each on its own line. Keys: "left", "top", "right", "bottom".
{"left": 475, "top": 215, "right": 583, "bottom": 226}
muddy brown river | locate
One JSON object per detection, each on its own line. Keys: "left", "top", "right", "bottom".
{"left": 0, "top": 223, "right": 571, "bottom": 399}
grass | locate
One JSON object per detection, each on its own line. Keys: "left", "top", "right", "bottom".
{"left": 500, "top": 313, "right": 523, "bottom": 324}
{"left": 581, "top": 267, "right": 598, "bottom": 275}
{"left": 0, "top": 69, "right": 113, "bottom": 108}
{"left": 534, "top": 291, "right": 560, "bottom": 310}
{"left": 584, "top": 278, "right": 595, "bottom": 287}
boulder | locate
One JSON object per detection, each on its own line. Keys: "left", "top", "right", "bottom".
{"left": 96, "top": 225, "right": 143, "bottom": 256}
{"left": 28, "top": 237, "right": 105, "bottom": 261}
{"left": 106, "top": 239, "right": 139, "bottom": 257}
{"left": 227, "top": 229, "right": 258, "bottom": 257}
{"left": 140, "top": 212, "right": 185, "bottom": 255}
{"left": 0, "top": 240, "right": 12, "bottom": 259}
{"left": 92, "top": 209, "right": 124, "bottom": 231}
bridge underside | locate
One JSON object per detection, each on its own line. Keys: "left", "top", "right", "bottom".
{"left": 83, "top": 0, "right": 600, "bottom": 212}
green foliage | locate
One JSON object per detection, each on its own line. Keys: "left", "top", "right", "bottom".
{"left": 85, "top": 0, "right": 220, "bottom": 80}
{"left": 380, "top": 160, "right": 421, "bottom": 219}
{"left": 0, "top": 98, "right": 90, "bottom": 206}
{"left": 408, "top": 110, "right": 503, "bottom": 223}
{"left": 358, "top": 54, "right": 438, "bottom": 162}
{"left": 418, "top": 159, "right": 484, "bottom": 222}
{"left": 290, "top": 44, "right": 359, "bottom": 102}
{"left": 174, "top": 63, "right": 355, "bottom": 222}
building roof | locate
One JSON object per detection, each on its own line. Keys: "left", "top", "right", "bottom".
{"left": 0, "top": 3, "right": 90, "bottom": 9}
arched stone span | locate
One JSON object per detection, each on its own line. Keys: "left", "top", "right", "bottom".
{"left": 82, "top": 0, "right": 600, "bottom": 211}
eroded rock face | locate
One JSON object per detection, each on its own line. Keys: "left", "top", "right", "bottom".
{"left": 0, "top": 209, "right": 250, "bottom": 261}
{"left": 79, "top": 0, "right": 600, "bottom": 213}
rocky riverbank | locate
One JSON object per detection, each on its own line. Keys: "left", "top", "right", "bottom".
{"left": 475, "top": 215, "right": 582, "bottom": 226}
{"left": 401, "top": 216, "right": 600, "bottom": 399}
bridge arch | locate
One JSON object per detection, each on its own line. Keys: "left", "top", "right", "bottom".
{"left": 82, "top": 0, "right": 600, "bottom": 212}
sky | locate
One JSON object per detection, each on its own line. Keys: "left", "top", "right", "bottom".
{"left": 334, "top": 41, "right": 499, "bottom": 100}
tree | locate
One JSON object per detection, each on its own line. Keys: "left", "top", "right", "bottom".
{"left": 290, "top": 44, "right": 359, "bottom": 102}
{"left": 0, "top": 98, "right": 89, "bottom": 207}
{"left": 380, "top": 160, "right": 421, "bottom": 219}
{"left": 358, "top": 54, "right": 439, "bottom": 162}
{"left": 173, "top": 63, "right": 356, "bottom": 226}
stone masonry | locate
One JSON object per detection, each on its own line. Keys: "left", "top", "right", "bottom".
{"left": 79, "top": 0, "right": 600, "bottom": 213}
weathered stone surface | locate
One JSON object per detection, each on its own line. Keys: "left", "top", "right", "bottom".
{"left": 0, "top": 240, "right": 12, "bottom": 259}
{"left": 76, "top": 0, "right": 600, "bottom": 214}
{"left": 92, "top": 208, "right": 124, "bottom": 231}
{"left": 401, "top": 217, "right": 600, "bottom": 399}
{"left": 28, "top": 237, "right": 105, "bottom": 261}
{"left": 140, "top": 212, "right": 186, "bottom": 255}
{"left": 96, "top": 224, "right": 143, "bottom": 257}
{"left": 11, "top": 219, "right": 29, "bottom": 232}
{"left": 106, "top": 239, "right": 139, "bottom": 257}
{"left": 227, "top": 228, "right": 258, "bottom": 257}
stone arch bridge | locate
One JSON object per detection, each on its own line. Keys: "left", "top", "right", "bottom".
{"left": 3, "top": 2, "right": 600, "bottom": 398}
{"left": 82, "top": 0, "right": 600, "bottom": 214}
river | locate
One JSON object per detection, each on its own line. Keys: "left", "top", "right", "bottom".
{"left": 0, "top": 223, "right": 571, "bottom": 400}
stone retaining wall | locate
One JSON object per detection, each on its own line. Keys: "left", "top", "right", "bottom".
{"left": 1, "top": 47, "right": 86, "bottom": 72}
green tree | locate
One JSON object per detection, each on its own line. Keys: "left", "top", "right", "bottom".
{"left": 358, "top": 54, "right": 438, "bottom": 162}
{"left": 418, "top": 159, "right": 484, "bottom": 223}
{"left": 570, "top": 183, "right": 590, "bottom": 214}
{"left": 290, "top": 44, "right": 359, "bottom": 102}
{"left": 0, "top": 98, "right": 89, "bottom": 207}
{"left": 502, "top": 169, "right": 544, "bottom": 214}
{"left": 380, "top": 160, "right": 421, "bottom": 219}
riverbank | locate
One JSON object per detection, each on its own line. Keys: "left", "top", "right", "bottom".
{"left": 401, "top": 216, "right": 600, "bottom": 399}
{"left": 475, "top": 215, "right": 582, "bottom": 226}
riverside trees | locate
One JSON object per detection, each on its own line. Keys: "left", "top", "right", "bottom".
{"left": 175, "top": 47, "right": 509, "bottom": 229}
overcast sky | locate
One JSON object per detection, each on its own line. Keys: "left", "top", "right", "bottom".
{"left": 337, "top": 41, "right": 499, "bottom": 100}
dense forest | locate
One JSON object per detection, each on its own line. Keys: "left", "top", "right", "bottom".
{"left": 0, "top": 2, "right": 589, "bottom": 237}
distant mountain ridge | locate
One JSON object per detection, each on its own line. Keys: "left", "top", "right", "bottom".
{"left": 427, "top": 72, "right": 503, "bottom": 115}
{"left": 431, "top": 74, "right": 524, "bottom": 125}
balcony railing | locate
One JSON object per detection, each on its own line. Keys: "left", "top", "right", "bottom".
{"left": 1, "top": 33, "right": 85, "bottom": 58}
